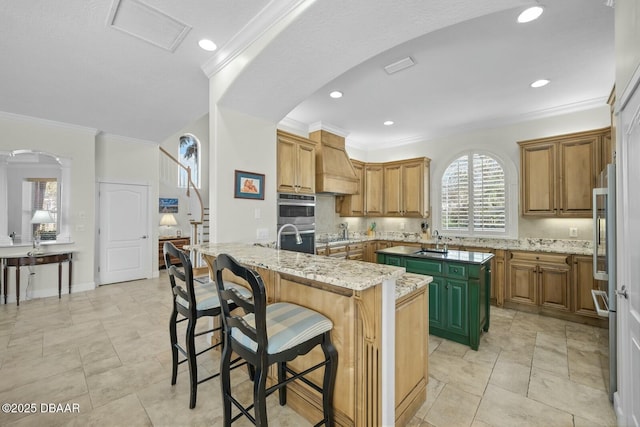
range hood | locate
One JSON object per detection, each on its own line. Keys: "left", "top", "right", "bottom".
{"left": 309, "top": 129, "right": 358, "bottom": 194}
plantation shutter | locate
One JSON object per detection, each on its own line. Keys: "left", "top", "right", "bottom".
{"left": 441, "top": 152, "right": 506, "bottom": 234}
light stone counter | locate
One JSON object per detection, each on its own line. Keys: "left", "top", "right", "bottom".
{"left": 317, "top": 232, "right": 593, "bottom": 255}
{"left": 395, "top": 273, "right": 432, "bottom": 300}
{"left": 191, "top": 242, "right": 405, "bottom": 291}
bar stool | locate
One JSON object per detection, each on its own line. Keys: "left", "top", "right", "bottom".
{"left": 213, "top": 253, "right": 338, "bottom": 426}
{"left": 163, "top": 242, "right": 250, "bottom": 409}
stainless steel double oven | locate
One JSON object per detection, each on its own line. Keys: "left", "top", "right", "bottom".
{"left": 277, "top": 193, "right": 315, "bottom": 254}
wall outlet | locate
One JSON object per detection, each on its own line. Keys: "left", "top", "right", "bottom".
{"left": 254, "top": 208, "right": 261, "bottom": 220}
{"left": 400, "top": 222, "right": 405, "bottom": 231}
{"left": 569, "top": 227, "right": 578, "bottom": 237}
{"left": 256, "top": 228, "right": 269, "bottom": 240}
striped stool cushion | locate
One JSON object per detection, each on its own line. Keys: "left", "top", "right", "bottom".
{"left": 232, "top": 302, "right": 333, "bottom": 355}
{"left": 176, "top": 281, "right": 251, "bottom": 311}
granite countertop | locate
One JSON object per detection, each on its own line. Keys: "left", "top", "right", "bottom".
{"left": 192, "top": 242, "right": 406, "bottom": 292}
{"left": 315, "top": 232, "right": 593, "bottom": 255}
{"left": 376, "top": 245, "right": 494, "bottom": 264}
{"left": 395, "top": 273, "right": 432, "bottom": 299}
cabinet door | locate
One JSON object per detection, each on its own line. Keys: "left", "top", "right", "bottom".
{"left": 383, "top": 163, "right": 402, "bottom": 216}
{"left": 539, "top": 263, "right": 571, "bottom": 311}
{"left": 296, "top": 142, "right": 316, "bottom": 194}
{"left": 600, "top": 132, "right": 613, "bottom": 173}
{"left": 521, "top": 143, "right": 556, "bottom": 215}
{"left": 507, "top": 261, "right": 538, "bottom": 305}
{"left": 402, "top": 160, "right": 426, "bottom": 217}
{"left": 558, "top": 136, "right": 597, "bottom": 216}
{"left": 277, "top": 137, "right": 298, "bottom": 193}
{"left": 428, "top": 277, "right": 445, "bottom": 330}
{"left": 338, "top": 160, "right": 365, "bottom": 216}
{"left": 363, "top": 241, "right": 376, "bottom": 263}
{"left": 364, "top": 164, "right": 384, "bottom": 216}
{"left": 493, "top": 250, "right": 506, "bottom": 306}
{"left": 445, "top": 278, "right": 469, "bottom": 337}
{"left": 573, "top": 255, "right": 607, "bottom": 317}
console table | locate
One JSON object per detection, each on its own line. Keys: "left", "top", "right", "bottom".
{"left": 1, "top": 251, "right": 73, "bottom": 306}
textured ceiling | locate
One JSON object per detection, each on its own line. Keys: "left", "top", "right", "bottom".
{"left": 0, "top": 0, "right": 614, "bottom": 147}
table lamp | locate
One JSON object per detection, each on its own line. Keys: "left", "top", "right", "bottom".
{"left": 160, "top": 213, "right": 178, "bottom": 236}
{"left": 31, "top": 209, "right": 55, "bottom": 250}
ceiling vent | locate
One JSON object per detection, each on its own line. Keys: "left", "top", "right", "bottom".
{"left": 107, "top": 0, "right": 191, "bottom": 52}
{"left": 384, "top": 56, "right": 415, "bottom": 74}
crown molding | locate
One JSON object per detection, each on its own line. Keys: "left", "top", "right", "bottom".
{"left": 277, "top": 116, "right": 309, "bottom": 136}
{"left": 201, "top": 0, "right": 311, "bottom": 78}
{"left": 0, "top": 111, "right": 98, "bottom": 135}
{"left": 96, "top": 131, "right": 158, "bottom": 146}
{"left": 308, "top": 121, "right": 349, "bottom": 137}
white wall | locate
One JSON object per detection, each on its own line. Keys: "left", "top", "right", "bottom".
{"left": 210, "top": 106, "right": 277, "bottom": 243}
{"left": 0, "top": 112, "right": 97, "bottom": 300}
{"left": 95, "top": 133, "right": 159, "bottom": 271}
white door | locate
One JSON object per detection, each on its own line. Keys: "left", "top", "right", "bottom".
{"left": 618, "top": 85, "right": 640, "bottom": 426}
{"left": 98, "top": 182, "right": 150, "bottom": 284}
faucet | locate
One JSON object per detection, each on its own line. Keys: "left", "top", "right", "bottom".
{"left": 433, "top": 230, "right": 441, "bottom": 250}
{"left": 339, "top": 222, "right": 348, "bottom": 240}
{"left": 276, "top": 224, "right": 303, "bottom": 249}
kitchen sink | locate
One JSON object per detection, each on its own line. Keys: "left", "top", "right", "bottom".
{"left": 414, "top": 248, "right": 448, "bottom": 255}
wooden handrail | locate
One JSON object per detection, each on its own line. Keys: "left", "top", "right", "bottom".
{"left": 159, "top": 146, "right": 205, "bottom": 235}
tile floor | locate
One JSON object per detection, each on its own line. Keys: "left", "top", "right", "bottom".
{"left": 0, "top": 273, "right": 617, "bottom": 426}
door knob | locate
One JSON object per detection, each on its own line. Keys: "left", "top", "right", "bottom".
{"left": 616, "top": 285, "right": 629, "bottom": 299}
{"left": 141, "top": 235, "right": 148, "bottom": 239}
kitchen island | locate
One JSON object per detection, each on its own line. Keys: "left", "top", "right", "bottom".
{"left": 193, "top": 242, "right": 431, "bottom": 427}
{"left": 377, "top": 245, "right": 493, "bottom": 350}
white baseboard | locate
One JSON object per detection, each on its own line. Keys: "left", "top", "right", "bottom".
{"left": 2, "top": 281, "right": 96, "bottom": 304}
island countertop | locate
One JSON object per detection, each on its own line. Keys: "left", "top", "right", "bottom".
{"left": 376, "top": 245, "right": 494, "bottom": 264}
{"left": 191, "top": 242, "right": 406, "bottom": 291}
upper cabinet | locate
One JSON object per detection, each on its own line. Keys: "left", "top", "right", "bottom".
{"left": 277, "top": 130, "right": 316, "bottom": 194}
{"left": 518, "top": 127, "right": 611, "bottom": 217}
{"left": 337, "top": 157, "right": 430, "bottom": 217}
{"left": 383, "top": 158, "right": 431, "bottom": 218}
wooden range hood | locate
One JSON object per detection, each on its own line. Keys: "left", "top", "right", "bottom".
{"left": 309, "top": 129, "right": 358, "bottom": 194}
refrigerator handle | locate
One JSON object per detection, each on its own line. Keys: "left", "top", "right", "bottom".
{"left": 593, "top": 187, "right": 608, "bottom": 281}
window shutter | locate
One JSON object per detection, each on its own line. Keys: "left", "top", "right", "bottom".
{"left": 442, "top": 156, "right": 469, "bottom": 231}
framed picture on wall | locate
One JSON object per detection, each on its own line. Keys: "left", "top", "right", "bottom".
{"left": 159, "top": 198, "right": 179, "bottom": 213}
{"left": 234, "top": 170, "right": 265, "bottom": 200}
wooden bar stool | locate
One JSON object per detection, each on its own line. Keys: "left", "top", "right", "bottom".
{"left": 163, "top": 243, "right": 250, "bottom": 409}
{"left": 213, "top": 253, "right": 338, "bottom": 426}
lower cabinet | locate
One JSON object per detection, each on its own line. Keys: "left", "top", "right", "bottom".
{"left": 573, "top": 255, "right": 608, "bottom": 318}
{"left": 379, "top": 254, "right": 490, "bottom": 350}
{"left": 506, "top": 251, "right": 571, "bottom": 312}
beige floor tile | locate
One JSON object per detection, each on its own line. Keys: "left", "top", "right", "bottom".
{"left": 528, "top": 368, "right": 617, "bottom": 426}
{"left": 425, "top": 384, "right": 481, "bottom": 427}
{"left": 475, "top": 383, "right": 574, "bottom": 427}
{"left": 0, "top": 367, "right": 88, "bottom": 425}
{"left": 428, "top": 335, "right": 443, "bottom": 354}
{"left": 0, "top": 348, "right": 83, "bottom": 393}
{"left": 415, "top": 376, "right": 446, "bottom": 419}
{"left": 462, "top": 343, "right": 500, "bottom": 367}
{"left": 433, "top": 339, "right": 469, "bottom": 357}
{"left": 567, "top": 347, "right": 608, "bottom": 391}
{"left": 428, "top": 351, "right": 493, "bottom": 397}
{"left": 86, "top": 359, "right": 169, "bottom": 408}
{"left": 64, "top": 393, "right": 152, "bottom": 426}
{"left": 488, "top": 356, "right": 531, "bottom": 396}
{"left": 532, "top": 331, "right": 569, "bottom": 376}
{"left": 4, "top": 394, "right": 93, "bottom": 427}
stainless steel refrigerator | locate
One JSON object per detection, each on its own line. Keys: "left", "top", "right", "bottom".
{"left": 592, "top": 162, "right": 616, "bottom": 401}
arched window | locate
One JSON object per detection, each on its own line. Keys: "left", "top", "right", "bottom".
{"left": 441, "top": 152, "right": 506, "bottom": 235}
{"left": 178, "top": 134, "right": 200, "bottom": 189}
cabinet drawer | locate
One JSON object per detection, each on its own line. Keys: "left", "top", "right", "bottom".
{"left": 316, "top": 246, "right": 328, "bottom": 256}
{"left": 445, "top": 262, "right": 468, "bottom": 279}
{"left": 510, "top": 251, "right": 569, "bottom": 265}
{"left": 405, "top": 258, "right": 442, "bottom": 275}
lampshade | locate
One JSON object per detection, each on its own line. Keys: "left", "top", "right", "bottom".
{"left": 159, "top": 213, "right": 178, "bottom": 226}
{"left": 31, "top": 209, "right": 55, "bottom": 224}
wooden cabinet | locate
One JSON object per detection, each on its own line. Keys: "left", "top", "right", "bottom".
{"left": 573, "top": 255, "right": 607, "bottom": 318}
{"left": 383, "top": 158, "right": 431, "bottom": 218}
{"left": 519, "top": 128, "right": 610, "bottom": 217}
{"left": 159, "top": 236, "right": 190, "bottom": 269}
{"left": 363, "top": 241, "right": 377, "bottom": 263}
{"left": 338, "top": 157, "right": 430, "bottom": 218}
{"left": 316, "top": 242, "right": 364, "bottom": 260}
{"left": 336, "top": 160, "right": 365, "bottom": 216}
{"left": 506, "top": 251, "right": 571, "bottom": 312}
{"left": 277, "top": 130, "right": 316, "bottom": 194}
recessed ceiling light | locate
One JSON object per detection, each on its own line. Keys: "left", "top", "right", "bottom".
{"left": 329, "top": 91, "right": 343, "bottom": 99}
{"left": 198, "top": 39, "right": 217, "bottom": 51}
{"left": 530, "top": 79, "right": 550, "bottom": 88}
{"left": 383, "top": 120, "right": 394, "bottom": 126}
{"left": 517, "top": 6, "right": 543, "bottom": 23}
